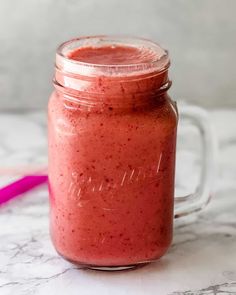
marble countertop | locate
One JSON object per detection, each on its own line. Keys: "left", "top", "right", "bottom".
{"left": 0, "top": 109, "right": 236, "bottom": 295}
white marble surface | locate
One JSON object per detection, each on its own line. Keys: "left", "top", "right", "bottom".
{"left": 0, "top": 109, "right": 236, "bottom": 295}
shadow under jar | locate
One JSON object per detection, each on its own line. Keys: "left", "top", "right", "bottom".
{"left": 48, "top": 36, "right": 178, "bottom": 270}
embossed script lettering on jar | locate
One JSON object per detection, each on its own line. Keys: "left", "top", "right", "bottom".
{"left": 67, "top": 152, "right": 163, "bottom": 208}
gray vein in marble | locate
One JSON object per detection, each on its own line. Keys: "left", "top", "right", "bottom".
{"left": 170, "top": 281, "right": 236, "bottom": 295}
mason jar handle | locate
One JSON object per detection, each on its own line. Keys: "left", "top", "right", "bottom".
{"left": 174, "top": 105, "right": 215, "bottom": 218}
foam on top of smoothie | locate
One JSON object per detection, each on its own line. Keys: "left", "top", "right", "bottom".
{"left": 57, "top": 38, "right": 169, "bottom": 78}
{"left": 67, "top": 45, "right": 165, "bottom": 66}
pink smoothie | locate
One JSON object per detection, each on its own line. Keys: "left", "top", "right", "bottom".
{"left": 48, "top": 41, "right": 177, "bottom": 267}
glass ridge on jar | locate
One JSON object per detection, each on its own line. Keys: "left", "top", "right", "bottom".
{"left": 48, "top": 36, "right": 178, "bottom": 270}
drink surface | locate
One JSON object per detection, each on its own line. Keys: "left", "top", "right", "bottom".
{"left": 67, "top": 44, "right": 161, "bottom": 65}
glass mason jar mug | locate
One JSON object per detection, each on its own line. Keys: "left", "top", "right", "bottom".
{"left": 48, "top": 36, "right": 214, "bottom": 270}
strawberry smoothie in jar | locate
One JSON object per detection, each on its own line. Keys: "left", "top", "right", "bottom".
{"left": 48, "top": 36, "right": 178, "bottom": 270}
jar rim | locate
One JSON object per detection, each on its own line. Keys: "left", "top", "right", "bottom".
{"left": 56, "top": 35, "right": 170, "bottom": 77}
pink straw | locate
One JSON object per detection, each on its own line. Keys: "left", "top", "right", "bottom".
{"left": 0, "top": 175, "right": 48, "bottom": 205}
